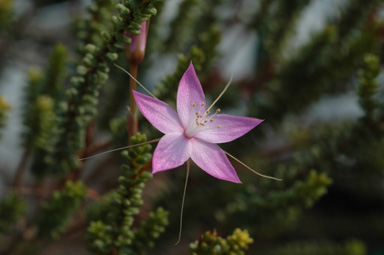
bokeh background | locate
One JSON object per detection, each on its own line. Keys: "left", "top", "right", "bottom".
{"left": 0, "top": 0, "right": 384, "bottom": 254}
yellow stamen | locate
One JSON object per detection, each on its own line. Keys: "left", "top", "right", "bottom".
{"left": 217, "top": 125, "right": 221, "bottom": 129}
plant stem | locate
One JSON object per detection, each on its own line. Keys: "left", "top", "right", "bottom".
{"left": 128, "top": 64, "right": 139, "bottom": 140}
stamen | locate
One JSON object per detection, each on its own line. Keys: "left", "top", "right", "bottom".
{"left": 185, "top": 98, "right": 224, "bottom": 138}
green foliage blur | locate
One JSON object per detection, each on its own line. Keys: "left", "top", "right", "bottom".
{"left": 0, "top": 0, "right": 383, "bottom": 254}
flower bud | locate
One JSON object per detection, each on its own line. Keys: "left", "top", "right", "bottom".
{"left": 124, "top": 21, "right": 148, "bottom": 65}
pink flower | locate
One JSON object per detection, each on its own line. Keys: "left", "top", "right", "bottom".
{"left": 132, "top": 63, "right": 263, "bottom": 183}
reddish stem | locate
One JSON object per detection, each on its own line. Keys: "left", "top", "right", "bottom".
{"left": 128, "top": 64, "right": 139, "bottom": 140}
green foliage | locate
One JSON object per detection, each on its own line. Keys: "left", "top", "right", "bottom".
{"left": 250, "top": 0, "right": 278, "bottom": 31}
{"left": 334, "top": 0, "right": 381, "bottom": 38}
{"left": 264, "top": 0, "right": 312, "bottom": 54}
{"left": 0, "top": 193, "right": 26, "bottom": 234}
{"left": 42, "top": 44, "right": 67, "bottom": 102}
{"left": 357, "top": 54, "right": 380, "bottom": 120}
{"left": 76, "top": 0, "right": 114, "bottom": 54}
{"left": 23, "top": 95, "right": 54, "bottom": 151}
{"left": 287, "top": 57, "right": 384, "bottom": 192}
{"left": 154, "top": 46, "right": 204, "bottom": 106}
{"left": 0, "top": 95, "right": 11, "bottom": 140}
{"left": 0, "top": 0, "right": 12, "bottom": 29}
{"left": 263, "top": 240, "right": 366, "bottom": 255}
{"left": 37, "top": 181, "right": 87, "bottom": 239}
{"left": 164, "top": 0, "right": 202, "bottom": 52}
{"left": 21, "top": 45, "right": 67, "bottom": 177}
{"left": 86, "top": 133, "right": 168, "bottom": 255}
{"left": 251, "top": 0, "right": 382, "bottom": 124}
{"left": 130, "top": 207, "right": 169, "bottom": 251}
{"left": 154, "top": 25, "right": 220, "bottom": 107}
{"left": 216, "top": 170, "right": 332, "bottom": 237}
{"left": 22, "top": 43, "right": 67, "bottom": 150}
{"left": 110, "top": 115, "right": 130, "bottom": 147}
{"left": 22, "top": 68, "right": 46, "bottom": 149}
{"left": 1, "top": 1, "right": 383, "bottom": 254}
{"left": 45, "top": 0, "right": 158, "bottom": 175}
{"left": 189, "top": 228, "right": 253, "bottom": 255}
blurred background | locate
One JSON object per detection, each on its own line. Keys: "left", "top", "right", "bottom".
{"left": 0, "top": 0, "right": 384, "bottom": 254}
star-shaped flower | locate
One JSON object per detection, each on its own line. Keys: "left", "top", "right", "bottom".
{"left": 132, "top": 62, "right": 263, "bottom": 183}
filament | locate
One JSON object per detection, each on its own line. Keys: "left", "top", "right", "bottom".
{"left": 175, "top": 159, "right": 190, "bottom": 245}
{"left": 79, "top": 138, "right": 161, "bottom": 160}
{"left": 224, "top": 150, "right": 282, "bottom": 181}
{"left": 113, "top": 63, "right": 157, "bottom": 99}
{"left": 205, "top": 74, "right": 233, "bottom": 114}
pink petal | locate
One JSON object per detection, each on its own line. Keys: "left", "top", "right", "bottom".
{"left": 133, "top": 90, "right": 183, "bottom": 134}
{"left": 190, "top": 138, "right": 241, "bottom": 183}
{"left": 177, "top": 62, "right": 206, "bottom": 129}
{"left": 152, "top": 132, "right": 192, "bottom": 173}
{"left": 194, "top": 114, "right": 264, "bottom": 144}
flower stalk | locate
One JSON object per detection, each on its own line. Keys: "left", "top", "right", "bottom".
{"left": 128, "top": 64, "right": 139, "bottom": 138}
{"left": 125, "top": 21, "right": 149, "bottom": 139}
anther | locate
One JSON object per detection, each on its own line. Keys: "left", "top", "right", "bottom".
{"left": 201, "top": 102, "right": 205, "bottom": 106}
{"left": 196, "top": 112, "right": 199, "bottom": 115}
{"left": 210, "top": 119, "right": 213, "bottom": 122}
{"left": 217, "top": 125, "right": 221, "bottom": 129}
{"left": 204, "top": 120, "right": 208, "bottom": 123}
{"left": 192, "top": 103, "right": 196, "bottom": 107}
{"left": 206, "top": 110, "right": 210, "bottom": 114}
{"left": 216, "top": 109, "right": 221, "bottom": 113}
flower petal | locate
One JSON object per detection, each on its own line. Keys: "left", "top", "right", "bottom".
{"left": 190, "top": 138, "right": 241, "bottom": 183}
{"left": 194, "top": 114, "right": 264, "bottom": 144}
{"left": 133, "top": 90, "right": 183, "bottom": 134}
{"left": 152, "top": 132, "right": 192, "bottom": 173}
{"left": 177, "top": 62, "right": 206, "bottom": 128}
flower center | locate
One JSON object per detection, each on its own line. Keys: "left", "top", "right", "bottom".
{"left": 184, "top": 102, "right": 221, "bottom": 138}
